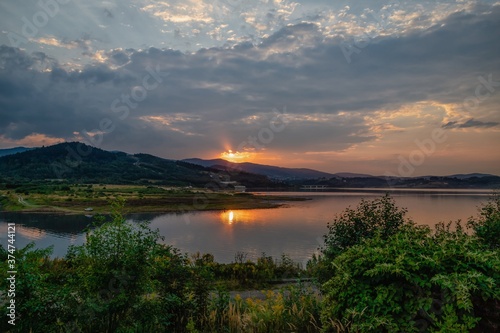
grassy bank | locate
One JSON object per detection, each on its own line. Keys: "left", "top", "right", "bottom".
{"left": 0, "top": 183, "right": 306, "bottom": 214}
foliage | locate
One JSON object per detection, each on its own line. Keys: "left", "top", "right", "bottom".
{"left": 0, "top": 198, "right": 309, "bottom": 333}
{"left": 64, "top": 198, "right": 176, "bottom": 332}
{"left": 200, "top": 284, "right": 321, "bottom": 332}
{"left": 184, "top": 251, "right": 304, "bottom": 291}
{"left": 212, "top": 252, "right": 304, "bottom": 289}
{"left": 468, "top": 192, "right": 500, "bottom": 250}
{"left": 314, "top": 194, "right": 411, "bottom": 283}
{"left": 2, "top": 195, "right": 500, "bottom": 332}
{"left": 320, "top": 222, "right": 500, "bottom": 333}
{"left": 0, "top": 243, "right": 75, "bottom": 333}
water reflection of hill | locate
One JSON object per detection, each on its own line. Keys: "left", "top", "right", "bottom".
{"left": 0, "top": 213, "right": 93, "bottom": 237}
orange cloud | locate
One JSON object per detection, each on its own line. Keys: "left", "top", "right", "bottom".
{"left": 0, "top": 134, "right": 65, "bottom": 149}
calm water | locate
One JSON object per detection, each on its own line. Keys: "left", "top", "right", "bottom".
{"left": 0, "top": 189, "right": 493, "bottom": 265}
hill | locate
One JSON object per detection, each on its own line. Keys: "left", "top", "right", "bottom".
{"left": 182, "top": 159, "right": 500, "bottom": 188}
{"left": 184, "top": 158, "right": 340, "bottom": 179}
{"left": 447, "top": 173, "right": 496, "bottom": 179}
{"left": 0, "top": 142, "right": 279, "bottom": 188}
{"left": 1, "top": 143, "right": 498, "bottom": 189}
{"left": 0, "top": 146, "right": 35, "bottom": 157}
{"left": 294, "top": 174, "right": 500, "bottom": 189}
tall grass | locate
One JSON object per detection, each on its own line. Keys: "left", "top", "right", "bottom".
{"left": 198, "top": 283, "right": 322, "bottom": 333}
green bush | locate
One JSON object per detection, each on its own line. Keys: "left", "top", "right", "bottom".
{"left": 0, "top": 244, "right": 75, "bottom": 333}
{"left": 314, "top": 194, "right": 411, "bottom": 283}
{"left": 64, "top": 199, "right": 169, "bottom": 332}
{"left": 3, "top": 195, "right": 499, "bottom": 333}
{"left": 468, "top": 193, "right": 500, "bottom": 250}
{"left": 320, "top": 222, "right": 500, "bottom": 332}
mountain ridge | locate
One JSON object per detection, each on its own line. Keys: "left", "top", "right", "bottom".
{"left": 182, "top": 158, "right": 373, "bottom": 179}
{"left": 0, "top": 146, "right": 36, "bottom": 157}
{"left": 182, "top": 158, "right": 498, "bottom": 180}
{"left": 0, "top": 142, "right": 279, "bottom": 188}
{"left": 0, "top": 143, "right": 498, "bottom": 189}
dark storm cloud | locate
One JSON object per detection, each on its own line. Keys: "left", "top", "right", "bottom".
{"left": 0, "top": 5, "right": 499, "bottom": 158}
{"left": 0, "top": 45, "right": 36, "bottom": 70}
{"left": 108, "top": 50, "right": 130, "bottom": 66}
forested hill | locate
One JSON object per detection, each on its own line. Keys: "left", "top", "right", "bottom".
{"left": 1, "top": 142, "right": 498, "bottom": 189}
{"left": 0, "top": 142, "right": 278, "bottom": 187}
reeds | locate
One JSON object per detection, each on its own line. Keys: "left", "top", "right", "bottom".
{"left": 198, "top": 283, "right": 322, "bottom": 333}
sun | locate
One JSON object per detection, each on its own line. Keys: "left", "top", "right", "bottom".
{"left": 220, "top": 149, "right": 253, "bottom": 162}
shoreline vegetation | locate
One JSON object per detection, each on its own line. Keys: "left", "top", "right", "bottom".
{"left": 1, "top": 181, "right": 495, "bottom": 215}
{"left": 1, "top": 194, "right": 499, "bottom": 332}
{"left": 0, "top": 184, "right": 308, "bottom": 214}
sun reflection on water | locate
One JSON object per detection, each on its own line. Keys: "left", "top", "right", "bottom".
{"left": 219, "top": 210, "right": 258, "bottom": 225}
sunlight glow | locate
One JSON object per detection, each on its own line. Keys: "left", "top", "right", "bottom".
{"left": 219, "top": 210, "right": 259, "bottom": 226}
{"left": 220, "top": 149, "right": 253, "bottom": 162}
{"left": 220, "top": 210, "right": 236, "bottom": 225}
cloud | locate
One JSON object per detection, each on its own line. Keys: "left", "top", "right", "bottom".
{"left": 442, "top": 118, "right": 499, "bottom": 129}
{"left": 0, "top": 133, "right": 65, "bottom": 147}
{"left": 35, "top": 36, "right": 77, "bottom": 49}
{"left": 0, "top": 2, "right": 499, "bottom": 175}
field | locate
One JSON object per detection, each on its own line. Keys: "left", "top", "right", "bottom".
{"left": 0, "top": 183, "right": 305, "bottom": 214}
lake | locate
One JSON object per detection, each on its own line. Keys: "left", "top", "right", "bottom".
{"left": 0, "top": 189, "right": 494, "bottom": 265}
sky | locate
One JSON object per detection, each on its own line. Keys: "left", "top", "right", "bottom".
{"left": 0, "top": 0, "right": 499, "bottom": 177}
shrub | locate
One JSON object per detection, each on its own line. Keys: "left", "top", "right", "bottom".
{"left": 64, "top": 199, "right": 169, "bottom": 332}
{"left": 320, "top": 222, "right": 500, "bottom": 333}
{"left": 468, "top": 192, "right": 500, "bottom": 250}
{"left": 0, "top": 244, "right": 75, "bottom": 333}
{"left": 315, "top": 194, "right": 411, "bottom": 282}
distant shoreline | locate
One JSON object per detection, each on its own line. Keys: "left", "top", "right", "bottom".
{"left": 0, "top": 186, "right": 308, "bottom": 215}
{"left": 251, "top": 188, "right": 497, "bottom": 195}
{"left": 1, "top": 184, "right": 495, "bottom": 215}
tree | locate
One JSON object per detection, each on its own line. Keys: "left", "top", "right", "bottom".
{"left": 65, "top": 198, "right": 165, "bottom": 332}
